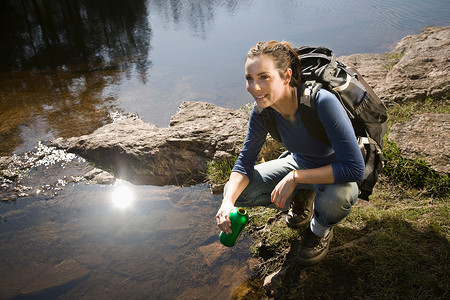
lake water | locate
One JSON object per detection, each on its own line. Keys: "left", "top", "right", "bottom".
{"left": 0, "top": 0, "right": 449, "bottom": 298}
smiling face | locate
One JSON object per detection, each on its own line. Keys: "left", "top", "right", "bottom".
{"left": 245, "top": 54, "right": 291, "bottom": 109}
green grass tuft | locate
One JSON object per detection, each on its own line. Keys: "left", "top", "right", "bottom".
{"left": 206, "top": 156, "right": 237, "bottom": 185}
{"left": 383, "top": 140, "right": 450, "bottom": 198}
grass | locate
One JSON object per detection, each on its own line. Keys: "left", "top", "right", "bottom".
{"left": 383, "top": 95, "right": 450, "bottom": 198}
{"left": 386, "top": 95, "right": 449, "bottom": 127}
{"left": 383, "top": 140, "right": 450, "bottom": 198}
{"left": 209, "top": 96, "right": 449, "bottom": 299}
{"left": 206, "top": 156, "right": 237, "bottom": 185}
{"left": 239, "top": 179, "right": 449, "bottom": 299}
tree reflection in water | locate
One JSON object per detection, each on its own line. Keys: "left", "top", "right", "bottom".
{"left": 0, "top": 0, "right": 152, "bottom": 155}
{"left": 0, "top": 0, "right": 151, "bottom": 72}
{"left": 0, "top": 0, "right": 243, "bottom": 156}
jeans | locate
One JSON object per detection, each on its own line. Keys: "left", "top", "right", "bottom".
{"left": 224, "top": 154, "right": 359, "bottom": 238}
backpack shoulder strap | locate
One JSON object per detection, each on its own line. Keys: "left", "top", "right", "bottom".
{"left": 298, "top": 82, "right": 330, "bottom": 145}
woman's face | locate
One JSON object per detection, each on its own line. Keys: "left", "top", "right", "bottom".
{"left": 245, "top": 54, "right": 290, "bottom": 109}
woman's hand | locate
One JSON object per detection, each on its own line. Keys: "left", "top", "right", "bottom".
{"left": 216, "top": 201, "right": 235, "bottom": 234}
{"left": 271, "top": 171, "right": 296, "bottom": 209}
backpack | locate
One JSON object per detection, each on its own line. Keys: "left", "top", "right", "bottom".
{"left": 258, "top": 46, "right": 388, "bottom": 200}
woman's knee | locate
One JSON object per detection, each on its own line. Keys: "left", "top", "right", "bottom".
{"left": 313, "top": 182, "right": 358, "bottom": 226}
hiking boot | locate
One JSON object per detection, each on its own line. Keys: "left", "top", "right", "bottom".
{"left": 296, "top": 227, "right": 333, "bottom": 266}
{"left": 285, "top": 189, "right": 315, "bottom": 228}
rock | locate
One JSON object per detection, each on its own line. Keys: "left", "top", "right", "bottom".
{"left": 339, "top": 26, "right": 450, "bottom": 104}
{"left": 381, "top": 26, "right": 450, "bottom": 103}
{"left": 53, "top": 102, "right": 249, "bottom": 186}
{"left": 0, "top": 156, "right": 12, "bottom": 168}
{"left": 84, "top": 168, "right": 115, "bottom": 185}
{"left": 388, "top": 113, "right": 450, "bottom": 175}
{"left": 198, "top": 241, "right": 228, "bottom": 267}
{"left": 210, "top": 182, "right": 226, "bottom": 195}
{"left": 19, "top": 259, "right": 89, "bottom": 297}
{"left": 263, "top": 266, "right": 288, "bottom": 291}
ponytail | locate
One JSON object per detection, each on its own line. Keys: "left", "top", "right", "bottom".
{"left": 281, "top": 42, "right": 302, "bottom": 87}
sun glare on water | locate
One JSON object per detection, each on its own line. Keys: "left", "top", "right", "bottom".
{"left": 111, "top": 181, "right": 134, "bottom": 209}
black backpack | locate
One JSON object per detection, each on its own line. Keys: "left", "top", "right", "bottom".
{"left": 258, "top": 46, "right": 388, "bottom": 200}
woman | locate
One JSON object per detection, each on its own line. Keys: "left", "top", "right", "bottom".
{"left": 215, "top": 41, "right": 365, "bottom": 265}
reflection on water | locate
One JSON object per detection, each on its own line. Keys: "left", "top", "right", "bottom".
{"left": 0, "top": 0, "right": 150, "bottom": 72}
{"left": 0, "top": 144, "right": 256, "bottom": 298}
{"left": 0, "top": 69, "right": 122, "bottom": 155}
{"left": 148, "top": 0, "right": 241, "bottom": 39}
{"left": 112, "top": 180, "right": 134, "bottom": 209}
{"left": 0, "top": 0, "right": 151, "bottom": 155}
{"left": 0, "top": 181, "right": 255, "bottom": 299}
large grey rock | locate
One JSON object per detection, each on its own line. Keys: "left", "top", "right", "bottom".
{"left": 54, "top": 102, "right": 249, "bottom": 186}
{"left": 339, "top": 26, "right": 450, "bottom": 104}
{"left": 388, "top": 113, "right": 450, "bottom": 175}
{"left": 381, "top": 26, "right": 450, "bottom": 103}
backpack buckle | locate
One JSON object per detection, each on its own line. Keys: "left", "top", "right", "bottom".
{"left": 300, "top": 81, "right": 322, "bottom": 109}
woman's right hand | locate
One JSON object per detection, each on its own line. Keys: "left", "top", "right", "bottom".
{"left": 215, "top": 201, "right": 235, "bottom": 234}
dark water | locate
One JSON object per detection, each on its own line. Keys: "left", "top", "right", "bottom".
{"left": 0, "top": 0, "right": 449, "bottom": 298}
{"left": 0, "top": 144, "right": 255, "bottom": 299}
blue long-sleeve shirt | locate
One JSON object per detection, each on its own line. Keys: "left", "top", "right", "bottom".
{"left": 232, "top": 88, "right": 365, "bottom": 184}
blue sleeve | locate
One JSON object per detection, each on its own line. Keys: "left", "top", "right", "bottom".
{"left": 231, "top": 106, "right": 267, "bottom": 180}
{"left": 315, "top": 90, "right": 365, "bottom": 183}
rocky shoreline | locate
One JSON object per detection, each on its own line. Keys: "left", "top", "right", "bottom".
{"left": 1, "top": 26, "right": 449, "bottom": 202}
{"left": 56, "top": 26, "right": 450, "bottom": 185}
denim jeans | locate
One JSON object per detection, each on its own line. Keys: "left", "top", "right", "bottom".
{"left": 224, "top": 154, "right": 359, "bottom": 238}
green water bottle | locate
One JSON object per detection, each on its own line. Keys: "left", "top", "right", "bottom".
{"left": 219, "top": 207, "right": 249, "bottom": 247}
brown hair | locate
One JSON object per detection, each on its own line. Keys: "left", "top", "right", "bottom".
{"left": 247, "top": 40, "right": 301, "bottom": 87}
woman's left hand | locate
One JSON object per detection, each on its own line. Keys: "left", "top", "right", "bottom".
{"left": 271, "top": 171, "right": 296, "bottom": 209}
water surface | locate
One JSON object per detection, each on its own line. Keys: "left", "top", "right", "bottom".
{"left": 1, "top": 159, "right": 254, "bottom": 298}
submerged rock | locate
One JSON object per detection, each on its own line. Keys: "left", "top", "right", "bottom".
{"left": 18, "top": 259, "right": 89, "bottom": 297}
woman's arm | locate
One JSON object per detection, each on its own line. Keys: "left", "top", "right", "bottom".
{"left": 216, "top": 106, "right": 268, "bottom": 233}
{"left": 316, "top": 90, "right": 365, "bottom": 183}
{"left": 216, "top": 171, "right": 249, "bottom": 234}
{"left": 271, "top": 89, "right": 363, "bottom": 209}
{"left": 270, "top": 165, "right": 334, "bottom": 209}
